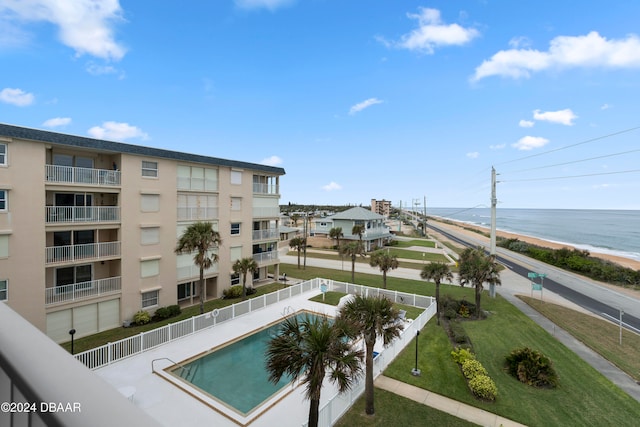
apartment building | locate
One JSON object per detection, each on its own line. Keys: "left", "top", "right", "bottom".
{"left": 371, "top": 198, "right": 391, "bottom": 217}
{"left": 0, "top": 123, "right": 285, "bottom": 343}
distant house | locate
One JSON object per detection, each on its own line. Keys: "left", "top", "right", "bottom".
{"left": 313, "top": 206, "right": 392, "bottom": 251}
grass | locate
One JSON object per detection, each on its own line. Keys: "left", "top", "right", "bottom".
{"left": 392, "top": 239, "right": 436, "bottom": 249}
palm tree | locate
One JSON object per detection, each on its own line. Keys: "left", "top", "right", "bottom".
{"left": 289, "top": 236, "right": 306, "bottom": 269}
{"left": 351, "top": 224, "right": 365, "bottom": 243}
{"left": 339, "top": 295, "right": 403, "bottom": 416}
{"left": 266, "top": 314, "right": 363, "bottom": 427}
{"left": 329, "top": 227, "right": 343, "bottom": 249}
{"left": 369, "top": 250, "right": 399, "bottom": 289}
{"left": 420, "top": 262, "right": 453, "bottom": 325}
{"left": 458, "top": 247, "right": 501, "bottom": 319}
{"left": 291, "top": 213, "right": 300, "bottom": 227}
{"left": 340, "top": 241, "right": 365, "bottom": 283}
{"left": 232, "top": 257, "right": 258, "bottom": 300}
{"left": 175, "top": 221, "right": 221, "bottom": 314}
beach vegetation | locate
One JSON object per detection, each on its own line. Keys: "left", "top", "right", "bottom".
{"left": 505, "top": 347, "right": 558, "bottom": 388}
{"left": 421, "top": 262, "right": 454, "bottom": 325}
{"left": 457, "top": 247, "right": 501, "bottom": 319}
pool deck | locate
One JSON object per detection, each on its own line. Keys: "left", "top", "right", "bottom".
{"left": 95, "top": 289, "right": 362, "bottom": 427}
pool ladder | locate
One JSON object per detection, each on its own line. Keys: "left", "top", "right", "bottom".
{"left": 151, "top": 357, "right": 195, "bottom": 380}
{"left": 281, "top": 305, "right": 295, "bottom": 317}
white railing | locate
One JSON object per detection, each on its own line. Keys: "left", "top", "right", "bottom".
{"left": 253, "top": 251, "right": 279, "bottom": 264}
{"left": 252, "top": 229, "right": 279, "bottom": 241}
{"left": 45, "top": 241, "right": 121, "bottom": 265}
{"left": 253, "top": 183, "right": 279, "bottom": 195}
{"left": 177, "top": 207, "right": 219, "bottom": 221}
{"left": 46, "top": 206, "right": 120, "bottom": 224}
{"left": 177, "top": 264, "right": 219, "bottom": 281}
{"left": 45, "top": 277, "right": 122, "bottom": 305}
{"left": 252, "top": 206, "right": 280, "bottom": 218}
{"left": 45, "top": 164, "right": 121, "bottom": 186}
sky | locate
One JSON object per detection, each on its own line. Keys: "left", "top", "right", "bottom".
{"left": 1, "top": 0, "right": 640, "bottom": 210}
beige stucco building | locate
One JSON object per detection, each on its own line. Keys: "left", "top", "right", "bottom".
{"left": 0, "top": 123, "right": 284, "bottom": 343}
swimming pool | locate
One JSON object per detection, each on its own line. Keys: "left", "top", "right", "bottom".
{"left": 169, "top": 311, "right": 322, "bottom": 416}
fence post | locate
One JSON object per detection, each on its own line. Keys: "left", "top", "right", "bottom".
{"left": 108, "top": 342, "right": 112, "bottom": 365}
{"left": 168, "top": 323, "right": 172, "bottom": 342}
{"left": 140, "top": 332, "right": 144, "bottom": 352}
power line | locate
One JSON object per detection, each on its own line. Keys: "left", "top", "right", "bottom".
{"left": 501, "top": 168, "right": 640, "bottom": 183}
{"left": 505, "top": 148, "right": 640, "bottom": 174}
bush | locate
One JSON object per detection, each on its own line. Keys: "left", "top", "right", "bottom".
{"left": 133, "top": 310, "right": 151, "bottom": 325}
{"left": 153, "top": 305, "right": 182, "bottom": 321}
{"left": 222, "top": 285, "right": 243, "bottom": 299}
{"left": 505, "top": 347, "right": 558, "bottom": 388}
{"left": 448, "top": 321, "right": 470, "bottom": 345}
{"left": 462, "top": 359, "right": 488, "bottom": 379}
{"left": 451, "top": 347, "right": 475, "bottom": 365}
{"left": 468, "top": 375, "right": 498, "bottom": 401}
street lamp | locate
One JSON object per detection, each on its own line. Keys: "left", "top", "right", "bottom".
{"left": 411, "top": 330, "right": 421, "bottom": 376}
{"left": 69, "top": 328, "right": 76, "bottom": 355}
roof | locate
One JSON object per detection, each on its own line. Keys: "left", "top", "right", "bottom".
{"left": 328, "top": 206, "right": 384, "bottom": 221}
{"left": 0, "top": 123, "right": 285, "bottom": 175}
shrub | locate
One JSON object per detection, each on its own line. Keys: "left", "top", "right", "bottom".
{"left": 451, "top": 347, "right": 475, "bottom": 365}
{"left": 505, "top": 347, "right": 558, "bottom": 388}
{"left": 133, "top": 310, "right": 151, "bottom": 325}
{"left": 153, "top": 305, "right": 182, "bottom": 321}
{"left": 462, "top": 359, "right": 488, "bottom": 379}
{"left": 222, "top": 285, "right": 243, "bottom": 299}
{"left": 448, "top": 321, "right": 470, "bottom": 345}
{"left": 468, "top": 375, "right": 498, "bottom": 401}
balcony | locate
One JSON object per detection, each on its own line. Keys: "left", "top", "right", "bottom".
{"left": 46, "top": 206, "right": 120, "bottom": 224}
{"left": 177, "top": 264, "right": 219, "bottom": 281}
{"left": 46, "top": 241, "right": 121, "bottom": 265}
{"left": 253, "top": 182, "right": 279, "bottom": 195}
{"left": 252, "top": 206, "right": 280, "bottom": 218}
{"left": 45, "top": 164, "right": 121, "bottom": 186}
{"left": 177, "top": 207, "right": 219, "bottom": 221}
{"left": 252, "top": 251, "right": 279, "bottom": 265}
{"left": 252, "top": 228, "right": 279, "bottom": 241}
{"left": 45, "top": 276, "right": 121, "bottom": 306}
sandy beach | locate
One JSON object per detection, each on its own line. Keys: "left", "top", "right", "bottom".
{"left": 429, "top": 218, "right": 640, "bottom": 271}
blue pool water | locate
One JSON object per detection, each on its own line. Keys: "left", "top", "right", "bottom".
{"left": 172, "top": 312, "right": 317, "bottom": 415}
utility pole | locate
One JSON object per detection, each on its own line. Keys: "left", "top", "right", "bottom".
{"left": 490, "top": 167, "right": 497, "bottom": 298}
{"left": 423, "top": 195, "right": 427, "bottom": 237}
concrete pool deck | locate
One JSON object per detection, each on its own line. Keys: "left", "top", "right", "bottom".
{"left": 95, "top": 288, "right": 380, "bottom": 427}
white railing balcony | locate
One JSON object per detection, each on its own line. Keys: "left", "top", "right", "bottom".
{"left": 45, "top": 164, "right": 121, "bottom": 186}
{"left": 252, "top": 251, "right": 279, "bottom": 265}
{"left": 252, "top": 229, "right": 279, "bottom": 241}
{"left": 46, "top": 241, "right": 121, "bottom": 265}
{"left": 45, "top": 276, "right": 121, "bottom": 305}
{"left": 253, "top": 183, "right": 279, "bottom": 195}
{"left": 46, "top": 206, "right": 120, "bottom": 224}
{"left": 177, "top": 207, "right": 219, "bottom": 221}
{"left": 177, "top": 264, "right": 219, "bottom": 281}
{"left": 252, "top": 206, "right": 280, "bottom": 218}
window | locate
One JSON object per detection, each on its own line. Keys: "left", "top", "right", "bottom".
{"left": 230, "top": 273, "right": 240, "bottom": 286}
{"left": 56, "top": 265, "right": 92, "bottom": 288}
{"left": 141, "top": 290, "right": 159, "bottom": 308}
{"left": 141, "top": 194, "right": 160, "bottom": 212}
{"left": 0, "top": 280, "right": 7, "bottom": 301}
{"left": 231, "top": 197, "right": 242, "bottom": 211}
{"left": 0, "top": 143, "right": 6, "bottom": 165}
{"left": 177, "top": 282, "right": 196, "bottom": 301}
{"left": 230, "top": 170, "right": 242, "bottom": 185}
{"left": 0, "top": 190, "right": 6, "bottom": 211}
{"left": 141, "top": 259, "right": 160, "bottom": 278}
{"left": 141, "top": 227, "right": 160, "bottom": 245}
{"left": 177, "top": 166, "right": 218, "bottom": 191}
{"left": 230, "top": 246, "right": 242, "bottom": 263}
{"left": 231, "top": 222, "right": 240, "bottom": 235}
{"left": 0, "top": 235, "right": 9, "bottom": 258}
{"left": 142, "top": 161, "right": 158, "bottom": 178}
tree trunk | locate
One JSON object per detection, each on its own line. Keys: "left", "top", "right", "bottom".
{"left": 475, "top": 283, "right": 482, "bottom": 319}
{"left": 435, "top": 282, "right": 440, "bottom": 325}
{"left": 365, "top": 340, "right": 375, "bottom": 415}
{"left": 308, "top": 397, "right": 320, "bottom": 427}
{"left": 382, "top": 271, "right": 387, "bottom": 289}
{"left": 199, "top": 268, "right": 205, "bottom": 314}
{"left": 242, "top": 271, "right": 247, "bottom": 300}
{"left": 351, "top": 256, "right": 356, "bottom": 283}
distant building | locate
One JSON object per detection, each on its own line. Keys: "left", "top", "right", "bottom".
{"left": 371, "top": 198, "right": 392, "bottom": 217}
{"left": 0, "top": 123, "right": 285, "bottom": 343}
{"left": 314, "top": 206, "right": 392, "bottom": 251}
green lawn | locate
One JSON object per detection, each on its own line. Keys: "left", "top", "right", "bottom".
{"left": 393, "top": 239, "right": 437, "bottom": 249}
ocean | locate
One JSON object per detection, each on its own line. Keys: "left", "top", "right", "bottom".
{"left": 426, "top": 208, "right": 640, "bottom": 262}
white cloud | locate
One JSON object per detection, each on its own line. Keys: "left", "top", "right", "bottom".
{"left": 600, "top": 103, "right": 612, "bottom": 110}
{"left": 87, "top": 121, "right": 148, "bottom": 141}
{"left": 509, "top": 36, "right": 532, "bottom": 49}
{"left": 1, "top": 0, "right": 126, "bottom": 61}
{"left": 42, "top": 117, "right": 71, "bottom": 128}
{"left": 322, "top": 181, "right": 342, "bottom": 191}
{"left": 533, "top": 108, "right": 577, "bottom": 126}
{"left": 235, "top": 0, "right": 294, "bottom": 11}
{"left": 519, "top": 119, "right": 535, "bottom": 128}
{"left": 466, "top": 152, "right": 479, "bottom": 159}
{"left": 473, "top": 31, "right": 640, "bottom": 81}
{"left": 261, "top": 155, "right": 283, "bottom": 166}
{"left": 349, "top": 98, "right": 383, "bottom": 115}
{"left": 0, "top": 87, "right": 34, "bottom": 106}
{"left": 392, "top": 7, "right": 479, "bottom": 53}
{"left": 512, "top": 136, "right": 550, "bottom": 151}
{"left": 490, "top": 144, "right": 506, "bottom": 150}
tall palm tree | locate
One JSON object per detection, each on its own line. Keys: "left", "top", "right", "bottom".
{"left": 266, "top": 314, "right": 363, "bottom": 427}
{"left": 232, "top": 257, "right": 258, "bottom": 300}
{"left": 329, "top": 227, "right": 343, "bottom": 249}
{"left": 289, "top": 236, "right": 306, "bottom": 269}
{"left": 351, "top": 224, "right": 365, "bottom": 243}
{"left": 368, "top": 250, "right": 399, "bottom": 289}
{"left": 291, "top": 213, "right": 300, "bottom": 227}
{"left": 458, "top": 247, "right": 501, "bottom": 319}
{"left": 340, "top": 241, "right": 365, "bottom": 283}
{"left": 339, "top": 295, "right": 403, "bottom": 416}
{"left": 420, "top": 262, "right": 453, "bottom": 325}
{"left": 175, "top": 221, "right": 221, "bottom": 314}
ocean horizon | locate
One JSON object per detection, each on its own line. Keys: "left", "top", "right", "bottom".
{"left": 426, "top": 207, "right": 640, "bottom": 263}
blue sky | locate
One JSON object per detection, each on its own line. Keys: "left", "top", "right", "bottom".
{"left": 2, "top": 1, "right": 640, "bottom": 210}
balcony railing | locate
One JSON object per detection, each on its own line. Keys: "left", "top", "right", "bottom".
{"left": 177, "top": 207, "right": 219, "bottom": 221}
{"left": 45, "top": 276, "right": 121, "bottom": 305}
{"left": 45, "top": 241, "right": 121, "bottom": 265}
{"left": 46, "top": 206, "right": 120, "bottom": 224}
{"left": 253, "top": 182, "right": 279, "bottom": 195}
{"left": 252, "top": 206, "right": 280, "bottom": 218}
{"left": 252, "top": 251, "right": 279, "bottom": 264}
{"left": 45, "top": 164, "right": 121, "bottom": 186}
{"left": 252, "top": 228, "right": 279, "bottom": 241}
{"left": 177, "top": 264, "right": 219, "bottom": 281}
